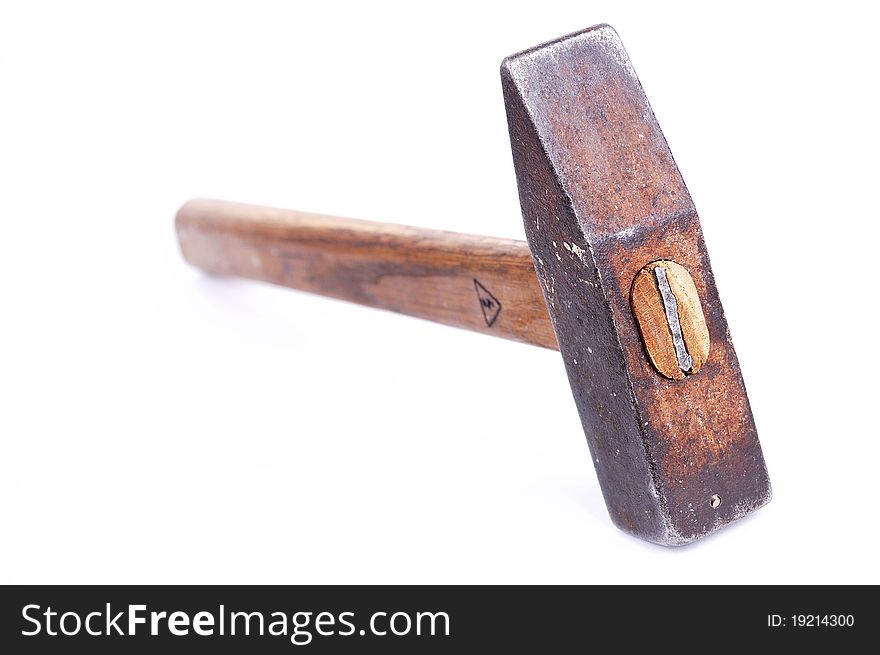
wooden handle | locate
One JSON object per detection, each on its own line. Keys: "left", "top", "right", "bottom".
{"left": 176, "top": 199, "right": 558, "bottom": 349}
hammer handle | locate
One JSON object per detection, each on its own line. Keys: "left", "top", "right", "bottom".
{"left": 176, "top": 199, "right": 558, "bottom": 349}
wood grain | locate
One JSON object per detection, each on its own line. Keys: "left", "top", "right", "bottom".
{"left": 664, "top": 260, "right": 710, "bottom": 373}
{"left": 176, "top": 198, "right": 558, "bottom": 349}
{"left": 630, "top": 265, "right": 682, "bottom": 379}
{"left": 630, "top": 260, "right": 710, "bottom": 379}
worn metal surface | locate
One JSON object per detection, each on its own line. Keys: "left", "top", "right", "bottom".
{"left": 501, "top": 25, "right": 770, "bottom": 544}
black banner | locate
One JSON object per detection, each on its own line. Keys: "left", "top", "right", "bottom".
{"left": 0, "top": 585, "right": 869, "bottom": 652}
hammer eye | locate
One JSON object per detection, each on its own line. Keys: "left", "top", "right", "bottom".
{"left": 630, "top": 260, "right": 710, "bottom": 380}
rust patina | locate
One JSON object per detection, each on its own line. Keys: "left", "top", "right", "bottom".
{"left": 501, "top": 25, "right": 771, "bottom": 544}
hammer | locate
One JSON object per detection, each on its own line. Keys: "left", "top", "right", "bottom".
{"left": 176, "top": 24, "right": 770, "bottom": 545}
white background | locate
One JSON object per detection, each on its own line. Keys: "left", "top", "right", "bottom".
{"left": 1, "top": 1, "right": 877, "bottom": 584}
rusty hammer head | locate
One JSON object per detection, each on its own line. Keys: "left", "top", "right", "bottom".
{"left": 500, "top": 25, "right": 770, "bottom": 545}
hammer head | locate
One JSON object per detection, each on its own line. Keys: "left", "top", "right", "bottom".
{"left": 501, "top": 25, "right": 770, "bottom": 545}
